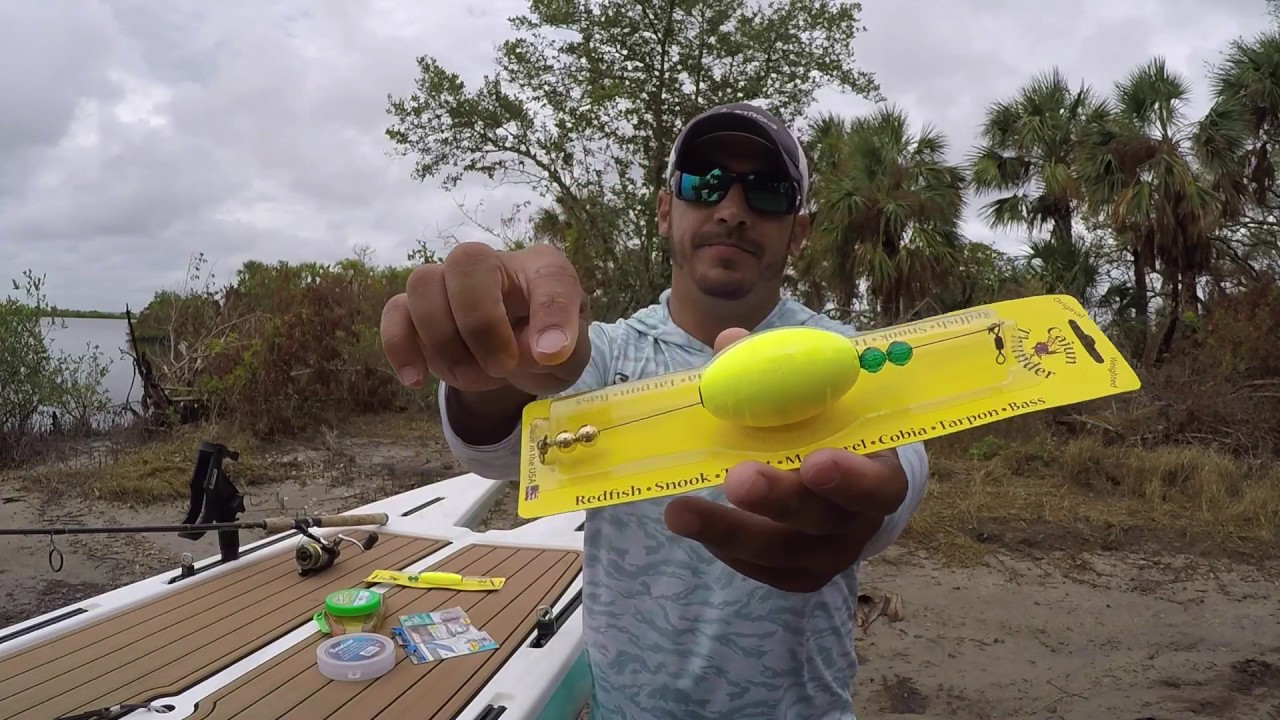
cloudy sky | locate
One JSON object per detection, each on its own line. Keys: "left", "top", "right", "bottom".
{"left": 1, "top": 0, "right": 1271, "bottom": 312}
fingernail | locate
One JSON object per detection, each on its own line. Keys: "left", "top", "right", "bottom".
{"left": 398, "top": 366, "right": 421, "bottom": 387}
{"left": 536, "top": 327, "right": 568, "bottom": 355}
{"left": 732, "top": 473, "right": 767, "bottom": 502}
{"left": 667, "top": 508, "right": 700, "bottom": 537}
{"left": 807, "top": 458, "right": 839, "bottom": 488}
{"left": 810, "top": 475, "right": 836, "bottom": 489}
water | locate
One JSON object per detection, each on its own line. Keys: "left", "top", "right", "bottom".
{"left": 44, "top": 317, "right": 140, "bottom": 409}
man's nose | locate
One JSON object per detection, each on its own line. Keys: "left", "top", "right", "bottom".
{"left": 713, "top": 183, "right": 751, "bottom": 226}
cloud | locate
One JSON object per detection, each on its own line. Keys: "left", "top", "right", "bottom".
{"left": 0, "top": 0, "right": 1270, "bottom": 311}
{"left": 812, "top": 0, "right": 1269, "bottom": 255}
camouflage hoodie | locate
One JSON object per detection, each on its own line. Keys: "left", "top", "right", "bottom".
{"left": 438, "top": 289, "right": 929, "bottom": 720}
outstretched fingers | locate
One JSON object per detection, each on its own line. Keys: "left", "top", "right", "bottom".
{"left": 797, "top": 448, "right": 908, "bottom": 517}
{"left": 517, "top": 245, "right": 585, "bottom": 365}
{"left": 440, "top": 242, "right": 523, "bottom": 379}
{"left": 720, "top": 461, "right": 860, "bottom": 534}
{"left": 665, "top": 496, "right": 801, "bottom": 567}
{"left": 380, "top": 293, "right": 428, "bottom": 387}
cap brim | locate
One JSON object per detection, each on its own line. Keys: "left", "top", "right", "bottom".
{"left": 686, "top": 114, "right": 777, "bottom": 147}
{"left": 689, "top": 131, "right": 777, "bottom": 154}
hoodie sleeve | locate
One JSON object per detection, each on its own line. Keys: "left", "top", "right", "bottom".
{"left": 858, "top": 439, "right": 929, "bottom": 562}
{"left": 800, "top": 311, "right": 931, "bottom": 561}
{"left": 437, "top": 322, "right": 615, "bottom": 482}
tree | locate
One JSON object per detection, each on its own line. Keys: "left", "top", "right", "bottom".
{"left": 1204, "top": 29, "right": 1280, "bottom": 293}
{"left": 879, "top": 238, "right": 1029, "bottom": 321}
{"left": 1209, "top": 29, "right": 1280, "bottom": 208}
{"left": 385, "top": 0, "right": 882, "bottom": 320}
{"left": 805, "top": 106, "right": 968, "bottom": 323}
{"left": 967, "top": 68, "right": 1110, "bottom": 249}
{"left": 1020, "top": 233, "right": 1104, "bottom": 303}
{"left": 1077, "top": 57, "right": 1249, "bottom": 365}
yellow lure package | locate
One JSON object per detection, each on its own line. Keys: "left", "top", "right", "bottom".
{"left": 516, "top": 294, "right": 1142, "bottom": 519}
{"left": 364, "top": 570, "right": 506, "bottom": 591}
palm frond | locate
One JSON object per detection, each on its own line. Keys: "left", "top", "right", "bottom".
{"left": 807, "top": 104, "right": 969, "bottom": 321}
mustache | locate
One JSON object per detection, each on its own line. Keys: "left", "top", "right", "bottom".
{"left": 694, "top": 229, "right": 761, "bottom": 256}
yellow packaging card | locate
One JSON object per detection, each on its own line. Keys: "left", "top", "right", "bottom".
{"left": 517, "top": 294, "right": 1141, "bottom": 519}
{"left": 365, "top": 569, "right": 506, "bottom": 591}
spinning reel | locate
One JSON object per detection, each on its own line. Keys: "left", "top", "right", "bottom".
{"left": 295, "top": 527, "right": 380, "bottom": 576}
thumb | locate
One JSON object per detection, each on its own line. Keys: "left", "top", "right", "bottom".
{"left": 713, "top": 327, "right": 750, "bottom": 354}
{"left": 512, "top": 246, "right": 585, "bottom": 365}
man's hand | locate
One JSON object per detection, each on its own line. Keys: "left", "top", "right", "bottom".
{"left": 663, "top": 328, "right": 910, "bottom": 593}
{"left": 380, "top": 242, "right": 591, "bottom": 396}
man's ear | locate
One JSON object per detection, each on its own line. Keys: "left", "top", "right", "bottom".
{"left": 789, "top": 212, "right": 812, "bottom": 257}
{"left": 657, "top": 188, "right": 672, "bottom": 238}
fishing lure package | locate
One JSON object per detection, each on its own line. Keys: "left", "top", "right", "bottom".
{"left": 363, "top": 569, "right": 507, "bottom": 591}
{"left": 516, "top": 294, "right": 1142, "bottom": 519}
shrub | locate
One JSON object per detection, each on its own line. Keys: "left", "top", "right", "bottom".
{"left": 135, "top": 249, "right": 435, "bottom": 438}
{"left": 0, "top": 271, "right": 114, "bottom": 466}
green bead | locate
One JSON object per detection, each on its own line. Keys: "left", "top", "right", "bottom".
{"left": 886, "top": 341, "right": 914, "bottom": 366}
{"left": 859, "top": 347, "right": 887, "bottom": 373}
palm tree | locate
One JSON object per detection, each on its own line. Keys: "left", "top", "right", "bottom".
{"left": 967, "top": 68, "right": 1110, "bottom": 248}
{"left": 807, "top": 105, "right": 968, "bottom": 323}
{"left": 1208, "top": 29, "right": 1280, "bottom": 210}
{"left": 1021, "top": 233, "right": 1103, "bottom": 303}
{"left": 783, "top": 238, "right": 834, "bottom": 314}
{"left": 1077, "top": 57, "right": 1249, "bottom": 365}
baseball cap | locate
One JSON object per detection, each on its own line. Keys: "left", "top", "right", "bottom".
{"left": 664, "top": 101, "right": 810, "bottom": 200}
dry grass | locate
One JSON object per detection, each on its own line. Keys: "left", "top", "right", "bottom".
{"left": 7, "top": 408, "right": 1277, "bottom": 568}
{"left": 336, "top": 410, "right": 442, "bottom": 444}
{"left": 8, "top": 423, "right": 270, "bottom": 505}
{"left": 3, "top": 411, "right": 442, "bottom": 507}
{"left": 904, "top": 426, "right": 1280, "bottom": 565}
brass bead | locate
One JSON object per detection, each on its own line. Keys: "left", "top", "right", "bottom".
{"left": 553, "top": 431, "right": 577, "bottom": 452}
{"left": 575, "top": 425, "right": 599, "bottom": 447}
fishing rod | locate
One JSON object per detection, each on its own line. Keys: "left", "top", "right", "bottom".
{"left": 0, "top": 512, "right": 390, "bottom": 537}
{"left": 2, "top": 439, "right": 391, "bottom": 575}
{"left": 0, "top": 511, "right": 391, "bottom": 575}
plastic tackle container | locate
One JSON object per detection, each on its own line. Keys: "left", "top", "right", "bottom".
{"left": 319, "top": 588, "right": 384, "bottom": 634}
{"left": 316, "top": 633, "right": 396, "bottom": 681}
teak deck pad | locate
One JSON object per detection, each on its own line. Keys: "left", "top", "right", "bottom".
{"left": 188, "top": 543, "right": 582, "bottom": 720}
{"left": 0, "top": 532, "right": 450, "bottom": 720}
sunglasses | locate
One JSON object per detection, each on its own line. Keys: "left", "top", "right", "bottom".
{"left": 671, "top": 168, "right": 800, "bottom": 215}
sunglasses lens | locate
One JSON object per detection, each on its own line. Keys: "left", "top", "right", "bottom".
{"left": 677, "top": 171, "right": 728, "bottom": 203}
{"left": 673, "top": 170, "right": 797, "bottom": 214}
{"left": 745, "top": 182, "right": 795, "bottom": 214}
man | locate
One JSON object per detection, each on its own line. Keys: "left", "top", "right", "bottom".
{"left": 381, "top": 101, "right": 929, "bottom": 719}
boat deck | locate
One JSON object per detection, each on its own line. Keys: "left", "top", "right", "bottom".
{"left": 0, "top": 532, "right": 582, "bottom": 720}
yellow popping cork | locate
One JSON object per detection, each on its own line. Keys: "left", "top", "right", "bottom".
{"left": 699, "top": 327, "right": 861, "bottom": 427}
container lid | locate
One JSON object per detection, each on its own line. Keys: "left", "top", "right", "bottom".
{"left": 324, "top": 588, "right": 382, "bottom": 617}
{"left": 315, "top": 633, "right": 396, "bottom": 682}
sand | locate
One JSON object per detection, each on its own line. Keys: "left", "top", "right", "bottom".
{"left": 2, "top": 449, "right": 1277, "bottom": 720}
{"left": 853, "top": 548, "right": 1280, "bottom": 719}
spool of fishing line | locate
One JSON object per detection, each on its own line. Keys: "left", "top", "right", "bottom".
{"left": 315, "top": 633, "right": 396, "bottom": 681}
{"left": 316, "top": 588, "right": 384, "bottom": 635}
